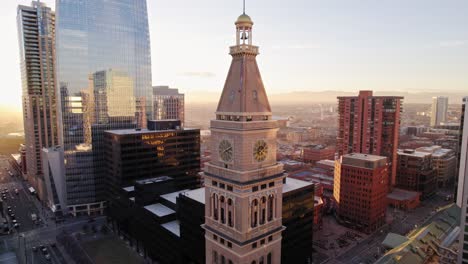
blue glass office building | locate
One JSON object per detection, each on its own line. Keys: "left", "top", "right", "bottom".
{"left": 56, "top": 0, "right": 152, "bottom": 215}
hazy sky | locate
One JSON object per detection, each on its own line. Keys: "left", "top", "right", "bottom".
{"left": 3, "top": 0, "right": 468, "bottom": 110}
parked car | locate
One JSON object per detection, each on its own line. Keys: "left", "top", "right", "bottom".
{"left": 13, "top": 223, "right": 19, "bottom": 229}
{"left": 45, "top": 254, "right": 51, "bottom": 261}
{"left": 32, "top": 246, "right": 38, "bottom": 252}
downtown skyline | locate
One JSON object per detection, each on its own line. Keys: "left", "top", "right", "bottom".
{"left": 2, "top": 0, "right": 468, "bottom": 111}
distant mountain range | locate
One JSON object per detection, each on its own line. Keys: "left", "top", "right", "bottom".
{"left": 186, "top": 90, "right": 467, "bottom": 104}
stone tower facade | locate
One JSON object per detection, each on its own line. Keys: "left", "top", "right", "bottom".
{"left": 202, "top": 12, "right": 285, "bottom": 264}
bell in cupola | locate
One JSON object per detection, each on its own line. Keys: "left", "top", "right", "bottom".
{"left": 241, "top": 32, "right": 248, "bottom": 40}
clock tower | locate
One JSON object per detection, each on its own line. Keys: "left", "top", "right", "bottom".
{"left": 202, "top": 11, "right": 285, "bottom": 264}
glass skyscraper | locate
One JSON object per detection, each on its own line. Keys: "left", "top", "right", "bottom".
{"left": 55, "top": 0, "right": 152, "bottom": 215}
{"left": 17, "top": 1, "right": 59, "bottom": 202}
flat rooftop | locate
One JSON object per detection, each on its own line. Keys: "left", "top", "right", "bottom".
{"left": 316, "top": 159, "right": 335, "bottom": 167}
{"left": 135, "top": 176, "right": 173, "bottom": 185}
{"left": 397, "top": 149, "right": 432, "bottom": 158}
{"left": 122, "top": 186, "right": 134, "bottom": 192}
{"left": 160, "top": 189, "right": 189, "bottom": 205}
{"left": 341, "top": 153, "right": 387, "bottom": 169}
{"left": 283, "top": 177, "right": 314, "bottom": 193}
{"left": 161, "top": 220, "right": 180, "bottom": 237}
{"left": 181, "top": 188, "right": 205, "bottom": 204}
{"left": 387, "top": 188, "right": 420, "bottom": 201}
{"left": 343, "top": 153, "right": 386, "bottom": 162}
{"left": 105, "top": 127, "right": 198, "bottom": 136}
{"left": 144, "top": 203, "right": 175, "bottom": 217}
{"left": 279, "top": 159, "right": 303, "bottom": 166}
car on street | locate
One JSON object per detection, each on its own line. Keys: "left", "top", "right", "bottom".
{"left": 14, "top": 189, "right": 18, "bottom": 195}
{"left": 40, "top": 246, "right": 47, "bottom": 254}
{"left": 45, "top": 254, "right": 51, "bottom": 261}
{"left": 32, "top": 246, "right": 37, "bottom": 252}
{"left": 13, "top": 223, "right": 19, "bottom": 228}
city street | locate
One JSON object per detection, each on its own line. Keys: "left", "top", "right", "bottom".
{"left": 0, "top": 155, "right": 104, "bottom": 263}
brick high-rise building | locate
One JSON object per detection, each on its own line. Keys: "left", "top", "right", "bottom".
{"left": 17, "top": 1, "right": 59, "bottom": 201}
{"left": 334, "top": 153, "right": 388, "bottom": 233}
{"left": 337, "top": 90, "right": 403, "bottom": 188}
{"left": 201, "top": 12, "right": 285, "bottom": 264}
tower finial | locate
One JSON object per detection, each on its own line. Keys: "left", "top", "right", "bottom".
{"left": 243, "top": 0, "right": 245, "bottom": 14}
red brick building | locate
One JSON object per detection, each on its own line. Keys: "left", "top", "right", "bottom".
{"left": 387, "top": 188, "right": 420, "bottom": 210}
{"left": 337, "top": 90, "right": 403, "bottom": 189}
{"left": 302, "top": 145, "right": 335, "bottom": 164}
{"left": 334, "top": 153, "right": 389, "bottom": 233}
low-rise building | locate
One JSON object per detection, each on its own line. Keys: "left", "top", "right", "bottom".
{"left": 416, "top": 146, "right": 456, "bottom": 188}
{"left": 302, "top": 145, "right": 335, "bottom": 164}
{"left": 387, "top": 188, "right": 420, "bottom": 210}
{"left": 396, "top": 149, "right": 437, "bottom": 199}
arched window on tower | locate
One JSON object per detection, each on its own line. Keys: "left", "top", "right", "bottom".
{"left": 213, "top": 194, "right": 219, "bottom": 221}
{"left": 227, "top": 198, "right": 234, "bottom": 227}
{"left": 268, "top": 194, "right": 274, "bottom": 221}
{"left": 251, "top": 199, "right": 258, "bottom": 228}
{"left": 260, "top": 196, "right": 266, "bottom": 225}
{"left": 220, "top": 196, "right": 226, "bottom": 224}
{"left": 259, "top": 256, "right": 264, "bottom": 264}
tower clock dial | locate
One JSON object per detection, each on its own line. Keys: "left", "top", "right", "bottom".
{"left": 219, "top": 140, "right": 233, "bottom": 162}
{"left": 253, "top": 140, "right": 268, "bottom": 162}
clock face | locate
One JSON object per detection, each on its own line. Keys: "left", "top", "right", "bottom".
{"left": 218, "top": 140, "right": 233, "bottom": 162}
{"left": 253, "top": 140, "right": 268, "bottom": 162}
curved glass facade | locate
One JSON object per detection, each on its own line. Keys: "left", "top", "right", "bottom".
{"left": 56, "top": 0, "right": 152, "bottom": 213}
